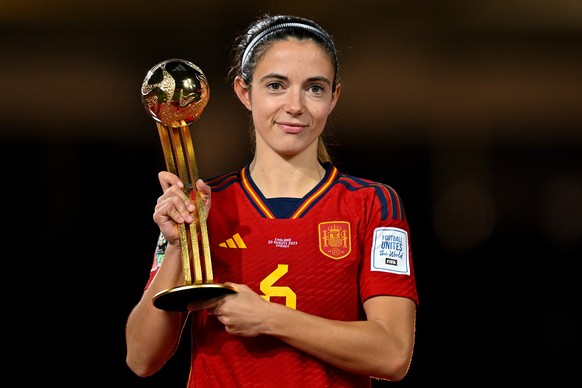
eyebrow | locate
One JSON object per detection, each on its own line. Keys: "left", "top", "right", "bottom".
{"left": 258, "top": 72, "right": 332, "bottom": 85}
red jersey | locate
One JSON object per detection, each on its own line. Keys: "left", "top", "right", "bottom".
{"left": 148, "top": 163, "right": 418, "bottom": 387}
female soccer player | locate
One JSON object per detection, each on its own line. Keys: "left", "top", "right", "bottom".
{"left": 126, "top": 14, "right": 419, "bottom": 387}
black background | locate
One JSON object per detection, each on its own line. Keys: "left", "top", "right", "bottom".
{"left": 2, "top": 1, "right": 580, "bottom": 386}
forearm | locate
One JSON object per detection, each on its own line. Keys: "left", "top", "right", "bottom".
{"left": 263, "top": 297, "right": 416, "bottom": 381}
{"left": 125, "top": 244, "right": 189, "bottom": 377}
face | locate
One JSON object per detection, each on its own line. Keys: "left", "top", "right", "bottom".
{"left": 235, "top": 38, "right": 340, "bottom": 159}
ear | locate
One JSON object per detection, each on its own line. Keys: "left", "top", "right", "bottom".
{"left": 328, "top": 82, "right": 342, "bottom": 113}
{"left": 234, "top": 76, "right": 252, "bottom": 111}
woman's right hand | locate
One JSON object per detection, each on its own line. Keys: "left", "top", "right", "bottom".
{"left": 153, "top": 171, "right": 213, "bottom": 246}
{"left": 153, "top": 171, "right": 197, "bottom": 246}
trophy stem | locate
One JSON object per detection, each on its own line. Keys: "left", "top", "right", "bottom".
{"left": 180, "top": 122, "right": 214, "bottom": 283}
{"left": 156, "top": 122, "right": 212, "bottom": 286}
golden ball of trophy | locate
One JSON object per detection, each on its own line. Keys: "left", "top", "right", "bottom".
{"left": 141, "top": 58, "right": 210, "bottom": 127}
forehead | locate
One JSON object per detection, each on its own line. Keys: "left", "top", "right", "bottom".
{"left": 255, "top": 38, "right": 335, "bottom": 75}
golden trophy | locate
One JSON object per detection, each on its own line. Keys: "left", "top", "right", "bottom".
{"left": 141, "top": 58, "right": 236, "bottom": 311}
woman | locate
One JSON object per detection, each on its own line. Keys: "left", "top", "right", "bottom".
{"left": 126, "top": 14, "right": 418, "bottom": 387}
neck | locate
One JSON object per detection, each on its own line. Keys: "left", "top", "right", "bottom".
{"left": 249, "top": 155, "right": 325, "bottom": 198}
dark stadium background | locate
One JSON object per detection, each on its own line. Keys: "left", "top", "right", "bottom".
{"left": 2, "top": 1, "right": 580, "bottom": 386}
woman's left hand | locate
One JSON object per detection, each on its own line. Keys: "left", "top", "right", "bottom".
{"left": 190, "top": 283, "right": 272, "bottom": 337}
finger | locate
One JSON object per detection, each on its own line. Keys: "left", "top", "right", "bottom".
{"left": 187, "top": 296, "right": 220, "bottom": 311}
{"left": 195, "top": 179, "right": 211, "bottom": 211}
{"left": 196, "top": 179, "right": 211, "bottom": 197}
{"left": 153, "top": 198, "right": 189, "bottom": 225}
{"left": 158, "top": 171, "right": 184, "bottom": 192}
{"left": 164, "top": 186, "right": 196, "bottom": 219}
{"left": 203, "top": 297, "right": 221, "bottom": 309}
{"left": 187, "top": 301, "right": 204, "bottom": 311}
{"left": 224, "top": 282, "right": 240, "bottom": 292}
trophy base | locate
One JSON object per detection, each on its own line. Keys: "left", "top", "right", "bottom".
{"left": 153, "top": 283, "right": 237, "bottom": 311}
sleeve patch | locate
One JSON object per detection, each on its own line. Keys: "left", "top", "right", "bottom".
{"left": 371, "top": 227, "right": 410, "bottom": 275}
{"left": 152, "top": 233, "right": 168, "bottom": 271}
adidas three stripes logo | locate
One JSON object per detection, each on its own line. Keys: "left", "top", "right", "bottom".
{"left": 219, "top": 233, "right": 247, "bottom": 248}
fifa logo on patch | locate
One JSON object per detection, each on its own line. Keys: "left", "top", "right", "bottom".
{"left": 319, "top": 221, "right": 351, "bottom": 260}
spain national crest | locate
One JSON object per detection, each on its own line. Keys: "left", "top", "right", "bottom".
{"left": 319, "top": 221, "right": 351, "bottom": 260}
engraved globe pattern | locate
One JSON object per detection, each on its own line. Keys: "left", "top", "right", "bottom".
{"left": 141, "top": 58, "right": 209, "bottom": 127}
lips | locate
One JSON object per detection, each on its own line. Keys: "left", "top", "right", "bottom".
{"left": 276, "top": 121, "right": 307, "bottom": 134}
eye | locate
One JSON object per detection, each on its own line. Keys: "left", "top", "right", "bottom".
{"left": 266, "top": 82, "right": 283, "bottom": 91}
{"left": 308, "top": 84, "right": 325, "bottom": 95}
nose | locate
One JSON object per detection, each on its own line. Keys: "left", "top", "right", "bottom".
{"left": 284, "top": 87, "right": 304, "bottom": 116}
